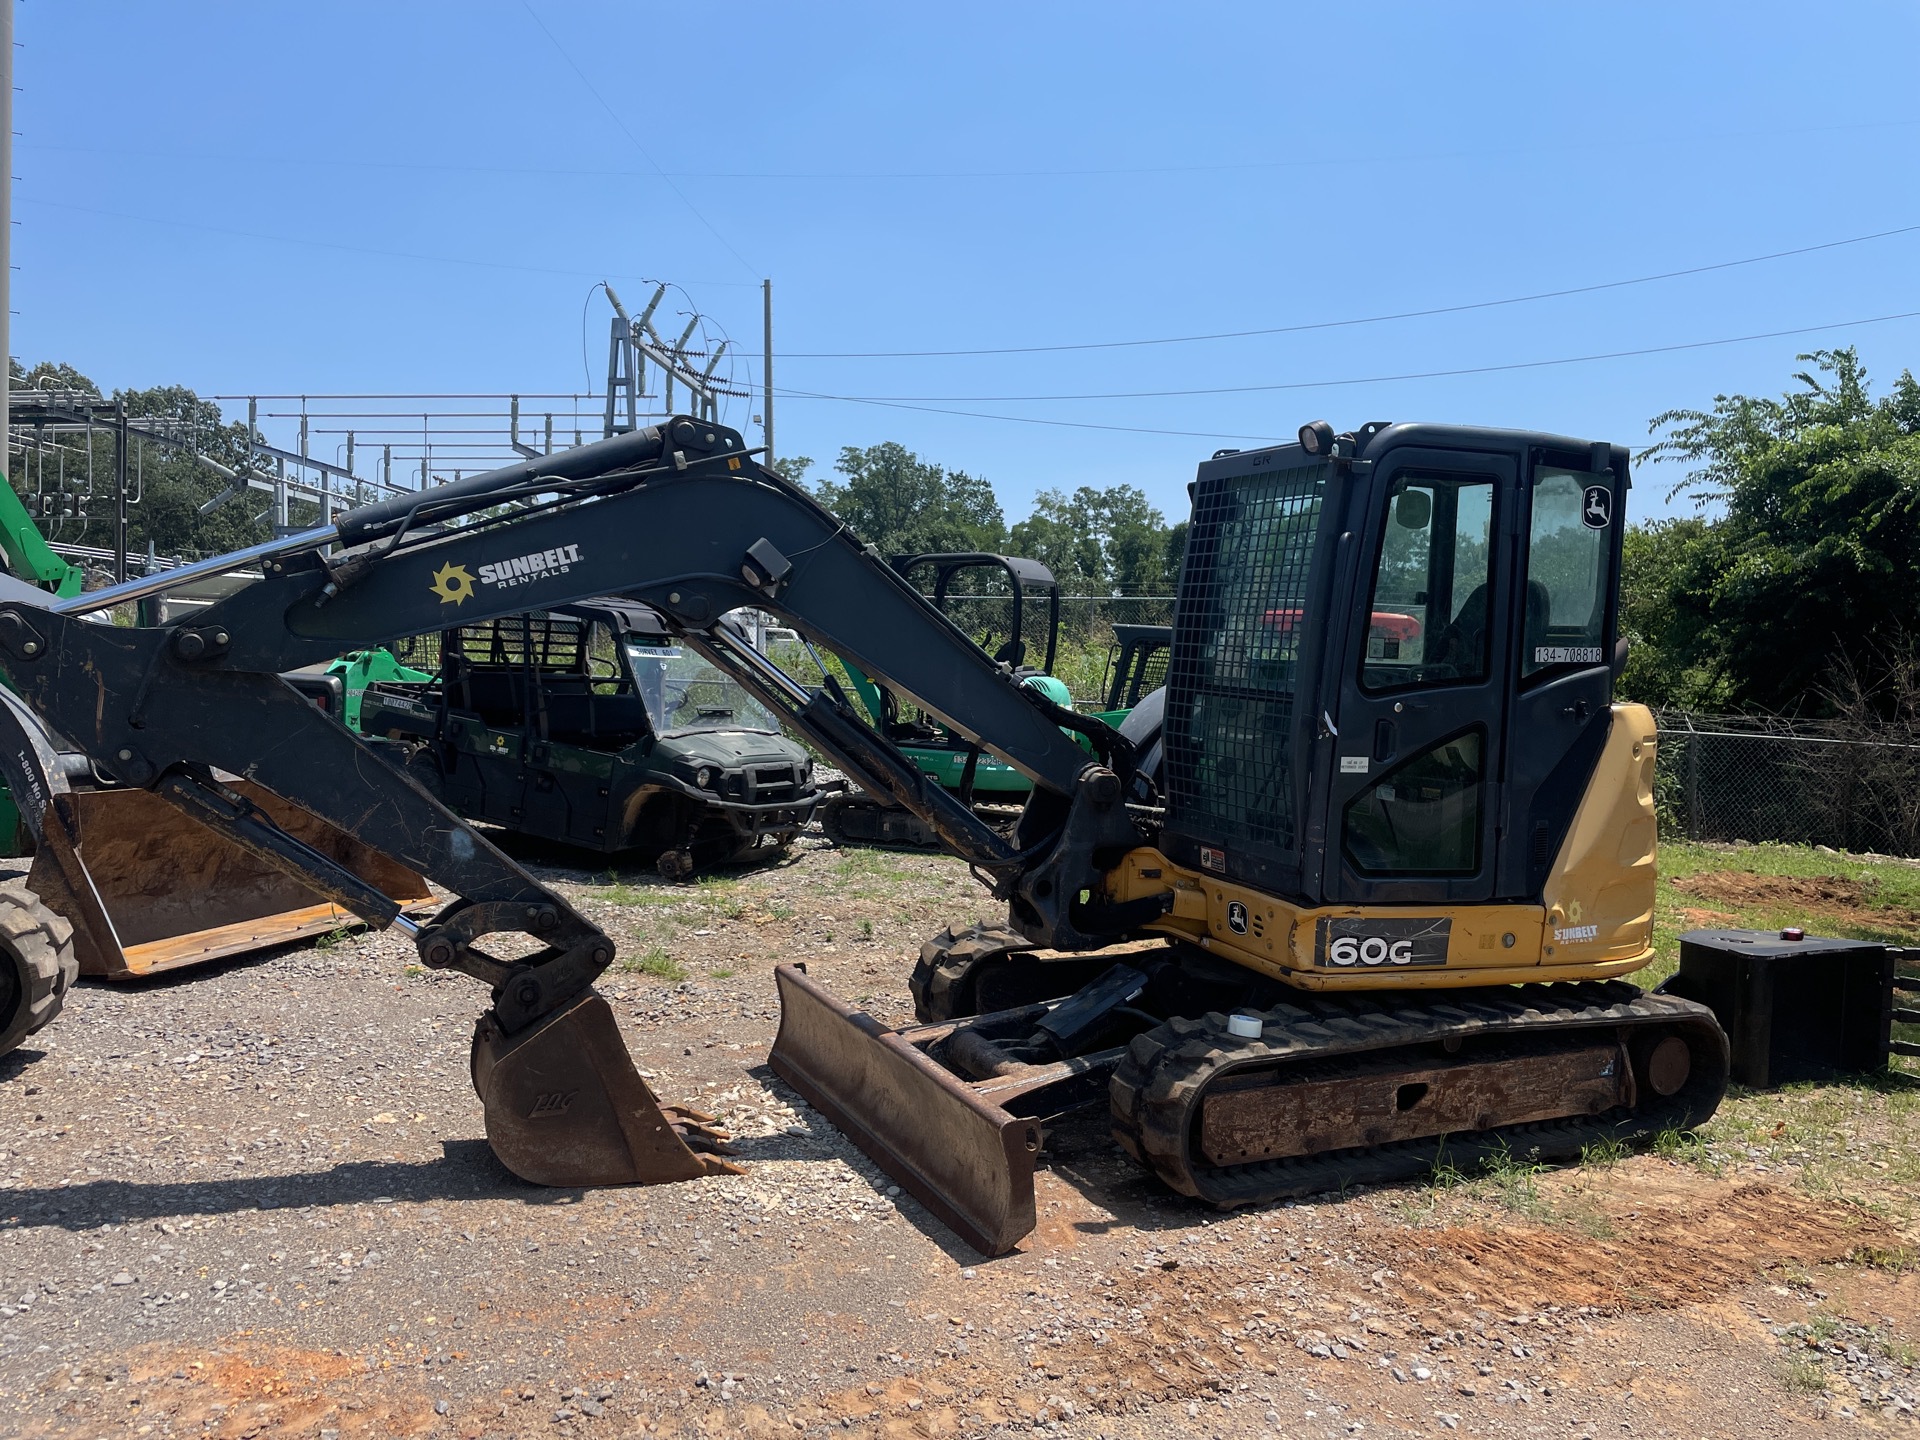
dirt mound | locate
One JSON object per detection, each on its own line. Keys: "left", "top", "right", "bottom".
{"left": 1673, "top": 870, "right": 1920, "bottom": 932}
{"left": 1677, "top": 871, "right": 1879, "bottom": 909}
{"left": 1385, "top": 1180, "right": 1895, "bottom": 1319}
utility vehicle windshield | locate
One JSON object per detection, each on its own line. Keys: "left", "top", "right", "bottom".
{"left": 624, "top": 644, "right": 780, "bottom": 736}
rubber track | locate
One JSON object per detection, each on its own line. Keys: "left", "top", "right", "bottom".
{"left": 0, "top": 882, "right": 78, "bottom": 1058}
{"left": 909, "top": 922, "right": 1036, "bottom": 1023}
{"left": 1109, "top": 981, "right": 1728, "bottom": 1208}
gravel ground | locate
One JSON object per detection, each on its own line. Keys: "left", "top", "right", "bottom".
{"left": 2, "top": 835, "right": 1917, "bottom": 1439}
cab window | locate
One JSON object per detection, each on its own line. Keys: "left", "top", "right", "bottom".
{"left": 1360, "top": 472, "right": 1495, "bottom": 692}
{"left": 1342, "top": 730, "right": 1483, "bottom": 875}
{"left": 1522, "top": 469, "right": 1611, "bottom": 680}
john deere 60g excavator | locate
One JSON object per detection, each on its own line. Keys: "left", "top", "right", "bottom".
{"left": 0, "top": 415, "right": 1727, "bottom": 1255}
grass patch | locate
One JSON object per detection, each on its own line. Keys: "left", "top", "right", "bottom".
{"left": 1848, "top": 1244, "right": 1918, "bottom": 1273}
{"left": 598, "top": 879, "right": 680, "bottom": 908}
{"left": 1477, "top": 1143, "right": 1552, "bottom": 1220}
{"left": 1651, "top": 1125, "right": 1718, "bottom": 1170}
{"left": 708, "top": 967, "right": 737, "bottom": 980}
{"left": 1781, "top": 1354, "right": 1829, "bottom": 1396}
{"left": 617, "top": 947, "right": 687, "bottom": 982}
{"left": 314, "top": 927, "right": 352, "bottom": 951}
{"left": 834, "top": 848, "right": 907, "bottom": 881}
{"left": 1579, "top": 1134, "right": 1629, "bottom": 1169}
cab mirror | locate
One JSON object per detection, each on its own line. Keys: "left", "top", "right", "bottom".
{"left": 1393, "top": 490, "right": 1432, "bottom": 529}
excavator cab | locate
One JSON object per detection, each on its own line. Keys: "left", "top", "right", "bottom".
{"left": 1163, "top": 422, "right": 1634, "bottom": 921}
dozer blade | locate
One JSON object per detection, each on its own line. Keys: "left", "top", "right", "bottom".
{"left": 769, "top": 963, "right": 1039, "bottom": 1256}
{"left": 473, "top": 989, "right": 741, "bottom": 1188}
{"left": 26, "top": 782, "right": 434, "bottom": 980}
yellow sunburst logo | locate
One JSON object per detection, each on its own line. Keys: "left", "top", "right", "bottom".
{"left": 430, "top": 562, "right": 476, "bottom": 606}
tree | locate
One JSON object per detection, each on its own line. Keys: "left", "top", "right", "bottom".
{"left": 6, "top": 359, "right": 275, "bottom": 561}
{"left": 812, "top": 441, "right": 1005, "bottom": 558}
{"left": 1639, "top": 348, "right": 1920, "bottom": 713}
{"left": 1010, "top": 484, "right": 1175, "bottom": 594}
{"left": 1614, "top": 516, "right": 1724, "bottom": 710}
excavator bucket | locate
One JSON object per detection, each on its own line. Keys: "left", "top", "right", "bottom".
{"left": 769, "top": 963, "right": 1040, "bottom": 1255}
{"left": 24, "top": 782, "right": 434, "bottom": 980}
{"left": 472, "top": 989, "right": 741, "bottom": 1187}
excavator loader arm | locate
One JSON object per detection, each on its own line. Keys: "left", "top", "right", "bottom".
{"left": 0, "top": 418, "right": 1140, "bottom": 1204}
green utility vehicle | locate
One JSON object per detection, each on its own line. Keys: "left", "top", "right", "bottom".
{"left": 358, "top": 599, "right": 819, "bottom": 878}
{"left": 0, "top": 480, "right": 85, "bottom": 848}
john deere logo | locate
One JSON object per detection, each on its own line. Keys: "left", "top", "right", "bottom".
{"left": 430, "top": 562, "right": 476, "bottom": 606}
{"left": 1226, "top": 901, "right": 1249, "bottom": 935}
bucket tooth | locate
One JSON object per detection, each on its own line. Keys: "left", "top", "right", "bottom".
{"left": 769, "top": 963, "right": 1038, "bottom": 1256}
{"left": 473, "top": 989, "right": 739, "bottom": 1188}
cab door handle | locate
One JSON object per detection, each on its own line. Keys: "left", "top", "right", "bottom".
{"left": 1373, "top": 718, "right": 1396, "bottom": 762}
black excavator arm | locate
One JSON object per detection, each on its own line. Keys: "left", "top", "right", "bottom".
{"left": 0, "top": 417, "right": 1144, "bottom": 1193}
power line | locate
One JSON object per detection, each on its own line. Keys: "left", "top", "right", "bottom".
{"left": 750, "top": 223, "right": 1920, "bottom": 359}
{"left": 779, "top": 308, "right": 1920, "bottom": 426}
{"left": 517, "top": 0, "right": 759, "bottom": 280}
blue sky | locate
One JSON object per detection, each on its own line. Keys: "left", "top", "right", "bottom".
{"left": 12, "top": 2, "right": 1920, "bottom": 527}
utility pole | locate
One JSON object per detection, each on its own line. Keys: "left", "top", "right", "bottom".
{"left": 2, "top": 0, "right": 14, "bottom": 468}
{"left": 113, "top": 398, "right": 128, "bottom": 582}
{"left": 761, "top": 278, "right": 774, "bottom": 468}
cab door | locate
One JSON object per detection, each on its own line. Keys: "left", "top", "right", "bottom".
{"left": 1494, "top": 453, "right": 1624, "bottom": 899}
{"left": 1322, "top": 448, "right": 1518, "bottom": 905}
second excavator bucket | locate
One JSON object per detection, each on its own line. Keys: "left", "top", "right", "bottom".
{"left": 472, "top": 989, "right": 741, "bottom": 1187}
{"left": 25, "top": 782, "right": 435, "bottom": 980}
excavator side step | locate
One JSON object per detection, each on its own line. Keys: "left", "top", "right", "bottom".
{"left": 770, "top": 964, "right": 1055, "bottom": 1256}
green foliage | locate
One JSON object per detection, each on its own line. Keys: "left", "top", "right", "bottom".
{"left": 1617, "top": 516, "right": 1727, "bottom": 708}
{"left": 812, "top": 441, "right": 1005, "bottom": 558}
{"left": 1010, "top": 483, "right": 1178, "bottom": 594}
{"left": 7, "top": 357, "right": 290, "bottom": 562}
{"left": 1639, "top": 348, "right": 1920, "bottom": 713}
{"left": 617, "top": 946, "right": 687, "bottom": 981}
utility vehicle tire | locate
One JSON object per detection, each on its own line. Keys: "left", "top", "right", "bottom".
{"left": 0, "top": 883, "right": 78, "bottom": 1060}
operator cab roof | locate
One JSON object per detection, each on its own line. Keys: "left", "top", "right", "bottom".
{"left": 1197, "top": 421, "right": 1629, "bottom": 483}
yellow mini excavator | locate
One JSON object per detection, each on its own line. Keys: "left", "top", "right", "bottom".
{"left": 0, "top": 415, "right": 1726, "bottom": 1256}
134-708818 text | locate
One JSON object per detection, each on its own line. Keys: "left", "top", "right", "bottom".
{"left": 1313, "top": 915, "right": 1452, "bottom": 968}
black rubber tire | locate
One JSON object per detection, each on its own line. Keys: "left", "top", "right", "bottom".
{"left": 0, "top": 883, "right": 79, "bottom": 1060}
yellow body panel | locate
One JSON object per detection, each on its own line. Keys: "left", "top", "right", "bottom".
{"left": 1106, "top": 703, "right": 1659, "bottom": 990}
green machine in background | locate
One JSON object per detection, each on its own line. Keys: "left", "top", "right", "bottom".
{"left": 0, "top": 479, "right": 84, "bottom": 599}
{"left": 0, "top": 477, "right": 85, "bottom": 848}
{"left": 818, "top": 553, "right": 1081, "bottom": 847}
{"left": 325, "top": 647, "right": 435, "bottom": 731}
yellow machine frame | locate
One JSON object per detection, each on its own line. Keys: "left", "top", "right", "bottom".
{"left": 1105, "top": 704, "right": 1660, "bottom": 990}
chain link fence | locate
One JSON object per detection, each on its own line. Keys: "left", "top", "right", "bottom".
{"left": 1655, "top": 711, "right": 1920, "bottom": 857}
